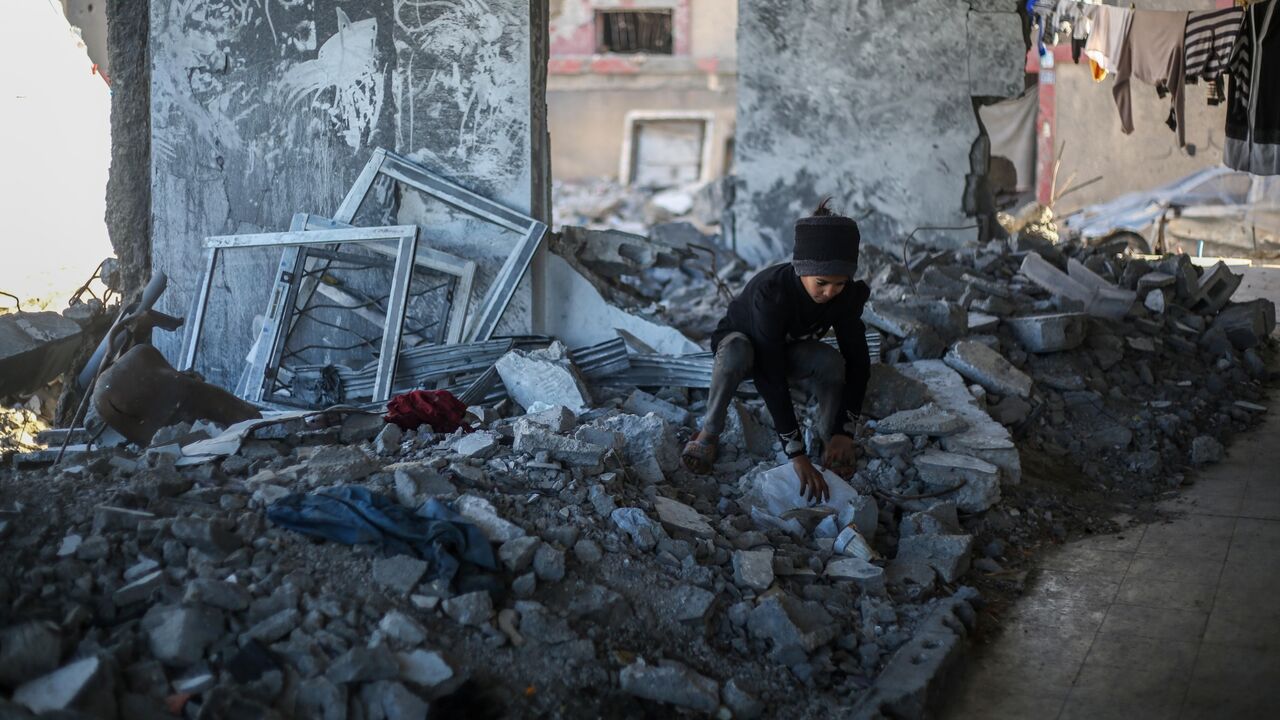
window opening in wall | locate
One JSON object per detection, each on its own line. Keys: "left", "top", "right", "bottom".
{"left": 630, "top": 119, "right": 707, "bottom": 187}
{"left": 596, "top": 10, "right": 674, "bottom": 55}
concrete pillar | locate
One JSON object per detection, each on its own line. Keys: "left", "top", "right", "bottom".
{"left": 148, "top": 0, "right": 549, "bottom": 387}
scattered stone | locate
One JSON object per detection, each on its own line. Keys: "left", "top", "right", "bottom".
{"left": 722, "top": 678, "right": 765, "bottom": 720}
{"left": 443, "top": 591, "right": 494, "bottom": 627}
{"left": 12, "top": 657, "right": 115, "bottom": 718}
{"left": 378, "top": 611, "right": 427, "bottom": 649}
{"left": 450, "top": 431, "right": 499, "bottom": 459}
{"left": 533, "top": 544, "right": 566, "bottom": 582}
{"left": 373, "top": 555, "right": 430, "bottom": 596}
{"left": 1191, "top": 435, "right": 1224, "bottom": 465}
{"left": 866, "top": 433, "right": 912, "bottom": 458}
{"left": 0, "top": 622, "right": 61, "bottom": 689}
{"left": 145, "top": 605, "right": 224, "bottom": 666}
{"left": 913, "top": 450, "right": 1002, "bottom": 512}
{"left": 896, "top": 534, "right": 974, "bottom": 583}
{"left": 244, "top": 608, "right": 301, "bottom": 644}
{"left": 455, "top": 495, "right": 525, "bottom": 542}
{"left": 944, "top": 340, "right": 1033, "bottom": 398}
{"left": 170, "top": 517, "right": 241, "bottom": 553}
{"left": 513, "top": 426, "right": 607, "bottom": 468}
{"left": 732, "top": 548, "right": 775, "bottom": 591}
{"left": 863, "top": 364, "right": 931, "bottom": 419}
{"left": 326, "top": 645, "right": 399, "bottom": 684}
{"left": 875, "top": 403, "right": 967, "bottom": 437}
{"left": 611, "top": 507, "right": 664, "bottom": 551}
{"left": 495, "top": 343, "right": 593, "bottom": 414}
{"left": 624, "top": 388, "right": 692, "bottom": 426}
{"left": 619, "top": 658, "right": 720, "bottom": 714}
{"left": 653, "top": 496, "right": 715, "bottom": 538}
{"left": 746, "top": 594, "right": 839, "bottom": 657}
{"left": 56, "top": 534, "right": 81, "bottom": 558}
{"left": 92, "top": 505, "right": 154, "bottom": 533}
{"left": 825, "top": 557, "right": 887, "bottom": 594}
{"left": 113, "top": 570, "right": 164, "bottom": 606}
{"left": 340, "top": 413, "right": 386, "bottom": 443}
{"left": 669, "top": 585, "right": 716, "bottom": 622}
{"left": 396, "top": 649, "right": 454, "bottom": 692}
{"left": 184, "top": 579, "right": 252, "bottom": 612}
{"left": 573, "top": 538, "right": 603, "bottom": 564}
{"left": 374, "top": 423, "right": 403, "bottom": 455}
{"left": 498, "top": 536, "right": 541, "bottom": 573}
{"left": 1004, "top": 313, "right": 1087, "bottom": 353}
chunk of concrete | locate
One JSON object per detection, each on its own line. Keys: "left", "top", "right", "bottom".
{"left": 875, "top": 403, "right": 967, "bottom": 437}
{"left": 896, "top": 534, "right": 973, "bottom": 583}
{"left": 863, "top": 364, "right": 931, "bottom": 419}
{"left": 397, "top": 649, "right": 455, "bottom": 693}
{"left": 611, "top": 507, "right": 665, "bottom": 551}
{"left": 455, "top": 495, "right": 525, "bottom": 543}
{"left": 326, "top": 645, "right": 399, "bottom": 684}
{"left": 746, "top": 594, "right": 839, "bottom": 654}
{"left": 0, "top": 311, "right": 82, "bottom": 398}
{"left": 914, "top": 450, "right": 1002, "bottom": 512}
{"left": 866, "top": 433, "right": 912, "bottom": 458}
{"left": 1004, "top": 313, "right": 1087, "bottom": 353}
{"left": 944, "top": 341, "right": 1033, "bottom": 399}
{"left": 732, "top": 548, "right": 775, "bottom": 591}
{"left": 0, "top": 622, "right": 61, "bottom": 689}
{"left": 653, "top": 496, "right": 715, "bottom": 538}
{"left": 373, "top": 555, "right": 429, "bottom": 596}
{"left": 596, "top": 412, "right": 679, "bottom": 482}
{"left": 498, "top": 536, "right": 541, "bottom": 573}
{"left": 378, "top": 611, "right": 427, "bottom": 649}
{"left": 513, "top": 425, "right": 606, "bottom": 469}
{"left": 12, "top": 657, "right": 115, "bottom": 718}
{"left": 450, "top": 431, "right": 499, "bottom": 459}
{"left": 825, "top": 557, "right": 887, "bottom": 594}
{"left": 495, "top": 343, "right": 592, "bottom": 414}
{"left": 619, "top": 658, "right": 720, "bottom": 714}
{"left": 442, "top": 591, "right": 494, "bottom": 627}
{"left": 623, "top": 389, "right": 691, "bottom": 426}
{"left": 145, "top": 605, "right": 224, "bottom": 667}
{"left": 170, "top": 517, "right": 241, "bottom": 553}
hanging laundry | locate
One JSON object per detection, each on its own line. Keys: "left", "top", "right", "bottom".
{"left": 1185, "top": 5, "right": 1245, "bottom": 106}
{"left": 1084, "top": 4, "right": 1133, "bottom": 80}
{"left": 979, "top": 87, "right": 1040, "bottom": 193}
{"left": 1113, "top": 10, "right": 1190, "bottom": 148}
{"left": 1226, "top": 0, "right": 1280, "bottom": 175}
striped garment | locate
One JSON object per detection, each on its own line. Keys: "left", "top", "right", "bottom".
{"left": 1185, "top": 6, "right": 1244, "bottom": 82}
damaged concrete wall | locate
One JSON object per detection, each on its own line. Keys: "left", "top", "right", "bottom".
{"left": 732, "top": 1, "right": 1023, "bottom": 264}
{"left": 106, "top": 0, "right": 150, "bottom": 301}
{"left": 149, "top": 0, "right": 547, "bottom": 388}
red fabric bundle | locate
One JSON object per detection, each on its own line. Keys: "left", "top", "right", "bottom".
{"left": 383, "top": 389, "right": 472, "bottom": 433}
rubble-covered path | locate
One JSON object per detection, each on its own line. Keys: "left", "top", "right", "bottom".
{"left": 944, "top": 397, "right": 1280, "bottom": 720}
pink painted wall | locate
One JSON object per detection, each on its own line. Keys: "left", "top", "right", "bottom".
{"left": 550, "top": 0, "right": 695, "bottom": 71}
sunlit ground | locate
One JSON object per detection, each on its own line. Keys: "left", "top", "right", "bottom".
{"left": 0, "top": 0, "right": 113, "bottom": 313}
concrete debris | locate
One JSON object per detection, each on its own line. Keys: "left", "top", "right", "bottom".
{"left": 914, "top": 450, "right": 1003, "bottom": 512}
{"left": 875, "top": 403, "right": 967, "bottom": 437}
{"left": 620, "top": 658, "right": 720, "bottom": 714}
{"left": 0, "top": 311, "right": 82, "bottom": 399}
{"left": 495, "top": 342, "right": 593, "bottom": 414}
{"left": 144, "top": 604, "right": 224, "bottom": 666}
{"left": 12, "top": 657, "right": 115, "bottom": 718}
{"left": 733, "top": 548, "right": 776, "bottom": 591}
{"left": 1004, "top": 312, "right": 1088, "bottom": 353}
{"left": 863, "top": 364, "right": 932, "bottom": 419}
{"left": 0, "top": 622, "right": 61, "bottom": 689}
{"left": 896, "top": 534, "right": 974, "bottom": 583}
{"left": 944, "top": 340, "right": 1033, "bottom": 399}
{"left": 653, "top": 495, "right": 716, "bottom": 538}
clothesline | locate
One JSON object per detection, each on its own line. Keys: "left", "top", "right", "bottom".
{"left": 1027, "top": 0, "right": 1277, "bottom": 176}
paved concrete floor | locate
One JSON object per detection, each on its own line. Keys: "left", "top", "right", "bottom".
{"left": 943, "top": 406, "right": 1280, "bottom": 720}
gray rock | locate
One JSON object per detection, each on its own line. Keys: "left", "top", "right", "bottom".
{"left": 863, "top": 364, "right": 931, "bottom": 419}
{"left": 495, "top": 344, "right": 592, "bottom": 414}
{"left": 899, "top": 503, "right": 962, "bottom": 538}
{"left": 363, "top": 679, "right": 429, "bottom": 720}
{"left": 518, "top": 605, "right": 578, "bottom": 645}
{"left": 722, "top": 678, "right": 764, "bottom": 720}
{"left": 573, "top": 539, "right": 603, "bottom": 564}
{"left": 170, "top": 517, "right": 241, "bottom": 553}
{"left": 302, "top": 445, "right": 382, "bottom": 486}
{"left": 896, "top": 534, "right": 974, "bottom": 583}
{"left": 450, "top": 431, "right": 499, "bottom": 459}
{"left": 513, "top": 426, "right": 607, "bottom": 468}
{"left": 92, "top": 505, "right": 154, "bottom": 533}
{"left": 340, "top": 413, "right": 386, "bottom": 443}
{"left": 498, "top": 536, "right": 541, "bottom": 573}
{"left": 113, "top": 570, "right": 163, "bottom": 606}
{"left": 944, "top": 340, "right": 1033, "bottom": 398}
{"left": 373, "top": 555, "right": 429, "bottom": 596}
{"left": 670, "top": 585, "right": 716, "bottom": 622}
{"left": 512, "top": 573, "right": 537, "bottom": 598}
{"left": 396, "top": 649, "right": 454, "bottom": 692}
{"left": 1004, "top": 313, "right": 1088, "bottom": 353}
{"left": 611, "top": 507, "right": 664, "bottom": 551}
{"left": 183, "top": 578, "right": 252, "bottom": 612}
{"left": 623, "top": 389, "right": 692, "bottom": 426}
{"left": 456, "top": 495, "right": 525, "bottom": 542}
{"left": 875, "top": 403, "right": 967, "bottom": 437}
{"left": 378, "top": 611, "right": 427, "bottom": 649}
{"left": 76, "top": 535, "right": 109, "bottom": 561}
{"left": 374, "top": 423, "right": 404, "bottom": 455}
{"left": 392, "top": 464, "right": 457, "bottom": 508}
{"left": 326, "top": 645, "right": 399, "bottom": 684}
{"left": 245, "top": 608, "right": 301, "bottom": 644}
{"left": 1191, "top": 435, "right": 1224, "bottom": 465}
{"left": 442, "top": 591, "right": 494, "bottom": 627}
{"left": 12, "top": 657, "right": 115, "bottom": 718}
{"left": 145, "top": 605, "right": 224, "bottom": 666}
{"left": 653, "top": 496, "right": 715, "bottom": 538}
{"left": 533, "top": 544, "right": 566, "bottom": 582}
{"left": 732, "top": 548, "right": 775, "bottom": 591}
{"left": 296, "top": 677, "right": 347, "bottom": 720}
{"left": 619, "top": 658, "right": 720, "bottom": 714}
{"left": 913, "top": 450, "right": 1002, "bottom": 512}
{"left": 746, "top": 595, "right": 838, "bottom": 655}
{"left": 597, "top": 412, "right": 681, "bottom": 482}
{"left": 588, "top": 485, "right": 617, "bottom": 517}
{"left": 0, "top": 622, "right": 61, "bottom": 689}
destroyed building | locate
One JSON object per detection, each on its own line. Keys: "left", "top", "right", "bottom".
{"left": 2, "top": 1, "right": 1279, "bottom": 719}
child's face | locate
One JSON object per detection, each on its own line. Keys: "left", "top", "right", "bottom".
{"left": 799, "top": 275, "right": 849, "bottom": 304}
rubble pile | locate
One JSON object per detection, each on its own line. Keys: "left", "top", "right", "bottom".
{"left": 551, "top": 177, "right": 729, "bottom": 235}
{"left": 0, "top": 223, "right": 1275, "bottom": 718}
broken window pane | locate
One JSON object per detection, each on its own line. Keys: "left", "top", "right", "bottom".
{"left": 596, "top": 10, "right": 674, "bottom": 55}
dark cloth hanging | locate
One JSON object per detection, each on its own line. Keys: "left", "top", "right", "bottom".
{"left": 1226, "top": 0, "right": 1280, "bottom": 175}
{"left": 1185, "top": 6, "right": 1245, "bottom": 86}
{"left": 1113, "top": 9, "right": 1190, "bottom": 147}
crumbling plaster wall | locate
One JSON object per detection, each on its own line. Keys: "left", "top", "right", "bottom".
{"left": 732, "top": 1, "right": 1024, "bottom": 265}
{"left": 149, "top": 0, "right": 548, "bottom": 388}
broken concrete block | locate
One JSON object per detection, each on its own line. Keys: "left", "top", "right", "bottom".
{"left": 863, "top": 364, "right": 931, "bottom": 419}
{"left": 378, "top": 611, "right": 427, "bottom": 649}
{"left": 1191, "top": 435, "right": 1224, "bottom": 465}
{"left": 183, "top": 579, "right": 252, "bottom": 612}
{"left": 897, "top": 534, "right": 973, "bottom": 583}
{"left": 720, "top": 400, "right": 777, "bottom": 456}
{"left": 914, "top": 450, "right": 1002, "bottom": 512}
{"left": 113, "top": 570, "right": 164, "bottom": 606}
{"left": 517, "top": 405, "right": 578, "bottom": 433}
{"left": 722, "top": 678, "right": 765, "bottom": 720}
{"left": 0, "top": 622, "right": 61, "bottom": 689}
{"left": 732, "top": 548, "right": 775, "bottom": 591}
{"left": 597, "top": 412, "right": 679, "bottom": 482}
{"left": 1213, "top": 300, "right": 1276, "bottom": 350}
{"left": 170, "top": 517, "right": 241, "bottom": 554}
{"left": 746, "top": 594, "right": 838, "bottom": 655}
{"left": 899, "top": 361, "right": 1022, "bottom": 483}
{"left": 450, "top": 431, "right": 499, "bottom": 459}
{"left": 653, "top": 496, "right": 715, "bottom": 538}
{"left": 456, "top": 495, "right": 526, "bottom": 543}
{"left": 244, "top": 608, "right": 301, "bottom": 644}
{"left": 12, "top": 657, "right": 115, "bottom": 718}
{"left": 0, "top": 311, "right": 82, "bottom": 398}
{"left": 326, "top": 645, "right": 399, "bottom": 684}
{"left": 620, "top": 658, "right": 720, "bottom": 714}
{"left": 373, "top": 555, "right": 429, "bottom": 596}
{"left": 513, "top": 425, "right": 606, "bottom": 469}
{"left": 392, "top": 463, "right": 456, "bottom": 508}
{"left": 825, "top": 557, "right": 887, "bottom": 595}
{"left": 669, "top": 585, "right": 717, "bottom": 622}
{"left": 866, "top": 432, "right": 912, "bottom": 458}
{"left": 374, "top": 423, "right": 403, "bottom": 455}
{"left": 498, "top": 536, "right": 541, "bottom": 573}
{"left": 944, "top": 341, "right": 1033, "bottom": 398}
{"left": 397, "top": 649, "right": 454, "bottom": 693}
{"left": 92, "top": 505, "right": 155, "bottom": 534}
{"left": 862, "top": 301, "right": 928, "bottom": 339}
{"left": 611, "top": 507, "right": 664, "bottom": 551}
{"left": 442, "top": 591, "right": 494, "bottom": 627}
{"left": 495, "top": 343, "right": 592, "bottom": 414}
{"left": 623, "top": 389, "right": 691, "bottom": 427}
{"left": 1004, "top": 313, "right": 1087, "bottom": 353}
{"left": 875, "top": 403, "right": 967, "bottom": 437}
{"left": 145, "top": 605, "right": 224, "bottom": 667}
{"left": 533, "top": 544, "right": 566, "bottom": 582}
{"left": 899, "top": 503, "right": 962, "bottom": 538}
{"left": 1191, "top": 261, "right": 1243, "bottom": 314}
